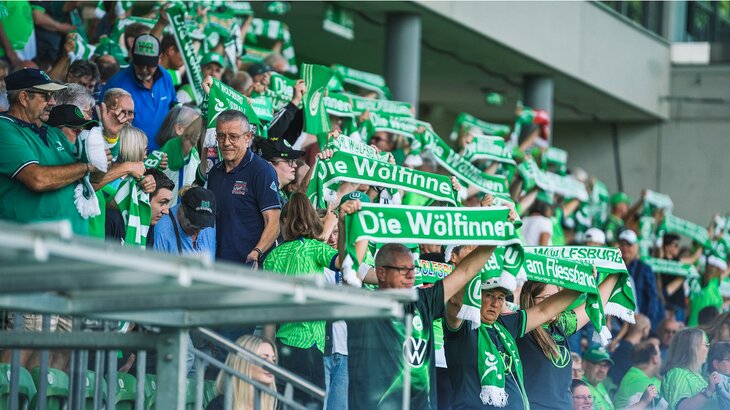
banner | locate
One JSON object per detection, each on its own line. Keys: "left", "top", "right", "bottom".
{"left": 306, "top": 150, "right": 461, "bottom": 208}
{"left": 462, "top": 134, "right": 515, "bottom": 165}
{"left": 518, "top": 159, "right": 588, "bottom": 202}
{"left": 416, "top": 129, "right": 510, "bottom": 198}
{"left": 302, "top": 63, "right": 334, "bottom": 135}
{"left": 324, "top": 134, "right": 390, "bottom": 162}
{"left": 250, "top": 96, "right": 274, "bottom": 123}
{"left": 253, "top": 72, "right": 298, "bottom": 111}
{"left": 167, "top": 4, "right": 205, "bottom": 105}
{"left": 349, "top": 95, "right": 413, "bottom": 117}
{"left": 644, "top": 190, "right": 673, "bottom": 213}
{"left": 324, "top": 93, "right": 356, "bottom": 118}
{"left": 449, "top": 112, "right": 511, "bottom": 141}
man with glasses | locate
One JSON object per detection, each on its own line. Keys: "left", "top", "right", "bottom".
{"left": 0, "top": 68, "right": 104, "bottom": 236}
{"left": 100, "top": 33, "right": 177, "bottom": 152}
{"left": 657, "top": 318, "right": 681, "bottom": 360}
{"left": 207, "top": 109, "right": 281, "bottom": 269}
{"left": 582, "top": 346, "right": 616, "bottom": 410}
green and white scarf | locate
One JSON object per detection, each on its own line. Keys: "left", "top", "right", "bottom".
{"left": 324, "top": 93, "right": 356, "bottom": 118}
{"left": 167, "top": 4, "right": 205, "bottom": 105}
{"left": 643, "top": 257, "right": 700, "bottom": 278}
{"left": 342, "top": 204, "right": 523, "bottom": 276}
{"left": 70, "top": 32, "right": 96, "bottom": 62}
{"left": 366, "top": 111, "right": 420, "bottom": 140}
{"left": 478, "top": 320, "right": 524, "bottom": 407}
{"left": 324, "top": 134, "right": 389, "bottom": 161}
{"left": 248, "top": 18, "right": 298, "bottom": 74}
{"left": 109, "top": 16, "right": 155, "bottom": 47}
{"left": 458, "top": 246, "right": 521, "bottom": 329}
{"left": 521, "top": 250, "right": 605, "bottom": 342}
{"left": 415, "top": 129, "right": 510, "bottom": 199}
{"left": 449, "top": 112, "right": 511, "bottom": 141}
{"left": 643, "top": 190, "right": 673, "bottom": 215}
{"left": 331, "top": 64, "right": 391, "bottom": 99}
{"left": 305, "top": 150, "right": 460, "bottom": 208}
{"left": 72, "top": 127, "right": 108, "bottom": 218}
{"left": 302, "top": 63, "right": 334, "bottom": 135}
{"left": 661, "top": 213, "right": 711, "bottom": 248}
{"left": 462, "top": 134, "right": 516, "bottom": 165}
{"left": 638, "top": 216, "right": 657, "bottom": 259}
{"left": 250, "top": 96, "right": 274, "bottom": 123}
{"left": 254, "top": 72, "right": 299, "bottom": 111}
{"left": 207, "top": 78, "right": 262, "bottom": 134}
{"left": 348, "top": 95, "right": 413, "bottom": 117}
{"left": 114, "top": 177, "right": 151, "bottom": 248}
{"left": 527, "top": 246, "right": 636, "bottom": 325}
{"left": 518, "top": 159, "right": 589, "bottom": 202}
{"left": 542, "top": 146, "right": 568, "bottom": 175}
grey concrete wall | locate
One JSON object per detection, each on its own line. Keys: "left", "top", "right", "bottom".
{"left": 553, "top": 65, "right": 730, "bottom": 226}
{"left": 416, "top": 1, "right": 671, "bottom": 119}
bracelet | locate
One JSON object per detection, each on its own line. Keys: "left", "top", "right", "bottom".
{"left": 253, "top": 247, "right": 263, "bottom": 258}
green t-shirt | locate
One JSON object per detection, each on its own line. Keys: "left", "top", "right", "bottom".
{"left": 661, "top": 367, "right": 714, "bottom": 410}
{"left": 604, "top": 214, "right": 624, "bottom": 244}
{"left": 264, "top": 238, "right": 337, "bottom": 352}
{"left": 0, "top": 115, "right": 86, "bottom": 235}
{"left": 0, "top": 1, "right": 35, "bottom": 58}
{"left": 614, "top": 367, "right": 661, "bottom": 409}
{"left": 584, "top": 378, "right": 614, "bottom": 410}
{"left": 689, "top": 277, "right": 723, "bottom": 327}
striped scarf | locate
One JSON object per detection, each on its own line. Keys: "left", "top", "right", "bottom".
{"left": 114, "top": 177, "right": 151, "bottom": 248}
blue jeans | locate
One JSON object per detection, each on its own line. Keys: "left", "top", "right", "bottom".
{"left": 323, "top": 353, "right": 348, "bottom": 410}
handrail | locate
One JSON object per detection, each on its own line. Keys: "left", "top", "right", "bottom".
{"left": 190, "top": 348, "right": 310, "bottom": 410}
{"left": 194, "top": 327, "right": 326, "bottom": 400}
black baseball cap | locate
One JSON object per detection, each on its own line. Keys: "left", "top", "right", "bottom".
{"left": 181, "top": 187, "right": 216, "bottom": 229}
{"left": 259, "top": 138, "right": 305, "bottom": 161}
{"left": 46, "top": 104, "right": 99, "bottom": 129}
{"left": 247, "top": 62, "right": 272, "bottom": 77}
{"left": 5, "top": 68, "right": 67, "bottom": 92}
{"left": 132, "top": 34, "right": 160, "bottom": 66}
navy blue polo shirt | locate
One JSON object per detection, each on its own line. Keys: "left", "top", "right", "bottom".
{"left": 207, "top": 149, "right": 281, "bottom": 264}
{"left": 99, "top": 65, "right": 177, "bottom": 152}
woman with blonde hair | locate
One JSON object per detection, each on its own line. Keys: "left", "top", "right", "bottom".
{"left": 207, "top": 335, "right": 278, "bottom": 410}
{"left": 154, "top": 107, "right": 205, "bottom": 204}
{"left": 660, "top": 328, "right": 722, "bottom": 409}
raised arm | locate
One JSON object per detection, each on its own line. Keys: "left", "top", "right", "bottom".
{"left": 442, "top": 245, "right": 497, "bottom": 304}
{"left": 524, "top": 287, "right": 582, "bottom": 333}
{"left": 575, "top": 273, "right": 619, "bottom": 329}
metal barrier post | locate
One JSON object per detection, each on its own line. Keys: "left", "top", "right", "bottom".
{"left": 194, "top": 358, "right": 204, "bottom": 410}
{"left": 93, "top": 349, "right": 105, "bottom": 410}
{"left": 8, "top": 313, "right": 24, "bottom": 410}
{"left": 135, "top": 350, "right": 146, "bottom": 410}
{"left": 154, "top": 329, "right": 188, "bottom": 410}
{"left": 107, "top": 350, "right": 117, "bottom": 410}
{"left": 37, "top": 314, "right": 51, "bottom": 410}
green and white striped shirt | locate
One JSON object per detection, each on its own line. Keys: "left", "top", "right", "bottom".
{"left": 264, "top": 238, "right": 338, "bottom": 352}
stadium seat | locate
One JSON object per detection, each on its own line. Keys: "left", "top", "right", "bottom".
{"left": 84, "top": 371, "right": 107, "bottom": 410}
{"left": 0, "top": 363, "right": 37, "bottom": 410}
{"left": 108, "top": 372, "right": 136, "bottom": 410}
{"left": 29, "top": 367, "right": 69, "bottom": 410}
{"left": 203, "top": 380, "right": 217, "bottom": 408}
{"left": 143, "top": 374, "right": 157, "bottom": 410}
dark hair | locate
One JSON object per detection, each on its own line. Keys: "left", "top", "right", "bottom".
{"left": 699, "top": 306, "right": 720, "bottom": 326}
{"left": 528, "top": 200, "right": 552, "bottom": 217}
{"left": 282, "top": 192, "right": 322, "bottom": 241}
{"left": 708, "top": 342, "right": 730, "bottom": 373}
{"left": 144, "top": 168, "right": 175, "bottom": 197}
{"left": 631, "top": 341, "right": 659, "bottom": 365}
{"left": 520, "top": 281, "right": 558, "bottom": 360}
{"left": 124, "top": 23, "right": 151, "bottom": 50}
{"left": 94, "top": 55, "right": 120, "bottom": 82}
{"left": 571, "top": 378, "right": 589, "bottom": 391}
{"left": 702, "top": 313, "right": 730, "bottom": 343}
{"left": 663, "top": 233, "right": 681, "bottom": 246}
{"left": 68, "top": 60, "right": 100, "bottom": 82}
{"left": 160, "top": 34, "right": 177, "bottom": 53}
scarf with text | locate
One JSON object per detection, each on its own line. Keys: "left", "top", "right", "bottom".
{"left": 463, "top": 134, "right": 516, "bottom": 165}
{"left": 660, "top": 213, "right": 711, "bottom": 249}
{"left": 518, "top": 159, "right": 589, "bottom": 202}
{"left": 302, "top": 63, "right": 334, "bottom": 135}
{"left": 167, "top": 4, "right": 205, "bottom": 105}
{"left": 449, "top": 112, "right": 511, "bottom": 141}
{"left": 478, "top": 320, "right": 524, "bottom": 407}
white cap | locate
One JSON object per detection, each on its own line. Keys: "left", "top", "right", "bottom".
{"left": 618, "top": 229, "right": 638, "bottom": 245}
{"left": 584, "top": 228, "right": 606, "bottom": 245}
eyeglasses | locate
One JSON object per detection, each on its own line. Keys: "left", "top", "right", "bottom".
{"left": 26, "top": 90, "right": 54, "bottom": 101}
{"left": 271, "top": 159, "right": 297, "bottom": 167}
{"left": 572, "top": 395, "right": 593, "bottom": 402}
{"left": 483, "top": 292, "right": 506, "bottom": 303}
{"left": 382, "top": 265, "right": 417, "bottom": 276}
{"left": 216, "top": 132, "right": 248, "bottom": 144}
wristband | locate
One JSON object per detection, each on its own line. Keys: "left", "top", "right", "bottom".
{"left": 253, "top": 247, "right": 263, "bottom": 259}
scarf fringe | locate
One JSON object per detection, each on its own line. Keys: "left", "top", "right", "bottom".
{"left": 708, "top": 255, "right": 728, "bottom": 271}
{"left": 480, "top": 385, "right": 508, "bottom": 407}
{"left": 74, "top": 181, "right": 101, "bottom": 218}
{"left": 457, "top": 305, "right": 481, "bottom": 330}
{"left": 323, "top": 188, "right": 338, "bottom": 204}
{"left": 341, "top": 255, "right": 361, "bottom": 287}
{"left": 592, "top": 325, "right": 613, "bottom": 346}
{"left": 499, "top": 270, "right": 517, "bottom": 292}
{"left": 604, "top": 302, "right": 636, "bottom": 324}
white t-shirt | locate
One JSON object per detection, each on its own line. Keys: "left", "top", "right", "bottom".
{"left": 520, "top": 215, "right": 553, "bottom": 246}
{"left": 324, "top": 268, "right": 348, "bottom": 355}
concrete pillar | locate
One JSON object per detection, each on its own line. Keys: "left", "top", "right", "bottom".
{"left": 523, "top": 75, "right": 554, "bottom": 144}
{"left": 662, "top": 1, "right": 688, "bottom": 42}
{"left": 385, "top": 13, "right": 421, "bottom": 115}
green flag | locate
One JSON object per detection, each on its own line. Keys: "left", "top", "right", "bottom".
{"left": 302, "top": 63, "right": 335, "bottom": 135}
{"left": 207, "top": 78, "right": 262, "bottom": 133}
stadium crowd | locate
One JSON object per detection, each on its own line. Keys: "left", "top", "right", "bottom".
{"left": 2, "top": 2, "right": 730, "bottom": 410}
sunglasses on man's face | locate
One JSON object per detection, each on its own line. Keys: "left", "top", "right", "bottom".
{"left": 26, "top": 90, "right": 54, "bottom": 101}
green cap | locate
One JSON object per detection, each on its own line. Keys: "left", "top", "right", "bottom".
{"left": 340, "top": 191, "right": 370, "bottom": 207}
{"left": 582, "top": 346, "right": 614, "bottom": 365}
{"left": 610, "top": 192, "right": 631, "bottom": 207}
{"left": 200, "top": 52, "right": 226, "bottom": 68}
